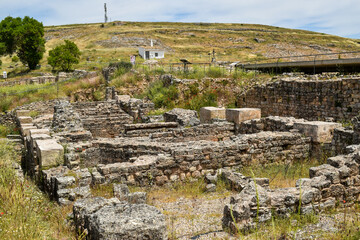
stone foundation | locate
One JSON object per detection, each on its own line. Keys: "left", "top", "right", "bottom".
{"left": 237, "top": 78, "right": 360, "bottom": 121}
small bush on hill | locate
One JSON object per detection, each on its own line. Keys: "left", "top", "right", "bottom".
{"left": 11, "top": 55, "right": 19, "bottom": 63}
{"left": 183, "top": 89, "right": 217, "bottom": 111}
{"left": 144, "top": 80, "right": 179, "bottom": 109}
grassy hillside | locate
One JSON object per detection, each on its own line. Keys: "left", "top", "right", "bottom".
{"left": 1, "top": 21, "right": 360, "bottom": 73}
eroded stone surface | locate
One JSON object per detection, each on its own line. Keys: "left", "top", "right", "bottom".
{"left": 200, "top": 107, "right": 226, "bottom": 123}
{"left": 36, "top": 139, "right": 64, "bottom": 167}
{"left": 293, "top": 121, "right": 341, "bottom": 143}
{"left": 73, "top": 197, "right": 167, "bottom": 240}
{"left": 226, "top": 108, "right": 261, "bottom": 124}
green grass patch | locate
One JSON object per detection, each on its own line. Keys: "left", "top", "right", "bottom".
{"left": 0, "top": 124, "right": 19, "bottom": 138}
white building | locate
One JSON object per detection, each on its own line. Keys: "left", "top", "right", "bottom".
{"left": 138, "top": 47, "right": 165, "bottom": 60}
{"left": 138, "top": 39, "right": 165, "bottom": 60}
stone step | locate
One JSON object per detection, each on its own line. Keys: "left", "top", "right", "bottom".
{"left": 7, "top": 134, "right": 22, "bottom": 140}
{"left": 124, "top": 122, "right": 178, "bottom": 131}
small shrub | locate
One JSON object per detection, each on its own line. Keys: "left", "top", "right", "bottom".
{"left": 29, "top": 110, "right": 40, "bottom": 118}
{"left": 207, "top": 66, "right": 223, "bottom": 78}
{"left": 184, "top": 89, "right": 217, "bottom": 112}
{"left": 11, "top": 55, "right": 19, "bottom": 63}
{"left": 0, "top": 124, "right": 19, "bottom": 138}
{"left": 145, "top": 80, "right": 179, "bottom": 109}
{"left": 110, "top": 61, "right": 133, "bottom": 78}
{"left": 93, "top": 90, "right": 103, "bottom": 101}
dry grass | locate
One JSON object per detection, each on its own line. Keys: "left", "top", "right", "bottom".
{"left": 240, "top": 160, "right": 319, "bottom": 189}
{"left": 2, "top": 21, "right": 360, "bottom": 73}
{"left": 0, "top": 139, "right": 77, "bottom": 239}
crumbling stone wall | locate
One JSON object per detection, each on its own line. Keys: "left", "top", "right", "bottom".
{"left": 223, "top": 147, "right": 360, "bottom": 233}
{"left": 0, "top": 112, "right": 15, "bottom": 126}
{"left": 15, "top": 99, "right": 58, "bottom": 115}
{"left": 78, "top": 131, "right": 310, "bottom": 186}
{"left": 0, "top": 70, "right": 96, "bottom": 87}
{"left": 237, "top": 78, "right": 360, "bottom": 121}
{"left": 72, "top": 101, "right": 133, "bottom": 138}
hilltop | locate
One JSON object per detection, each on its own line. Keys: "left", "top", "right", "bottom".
{"left": 1, "top": 21, "right": 360, "bottom": 72}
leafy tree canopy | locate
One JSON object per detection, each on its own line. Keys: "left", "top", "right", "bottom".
{"left": 0, "top": 16, "right": 45, "bottom": 70}
{"left": 48, "top": 40, "right": 81, "bottom": 72}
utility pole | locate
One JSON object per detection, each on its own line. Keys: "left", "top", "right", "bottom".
{"left": 104, "top": 3, "right": 108, "bottom": 23}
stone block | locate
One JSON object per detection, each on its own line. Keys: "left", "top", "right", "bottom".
{"left": 36, "top": 139, "right": 64, "bottom": 168}
{"left": 29, "top": 129, "right": 50, "bottom": 137}
{"left": 18, "top": 116, "right": 33, "bottom": 124}
{"left": 293, "top": 121, "right": 341, "bottom": 143}
{"left": 30, "top": 134, "right": 52, "bottom": 156}
{"left": 21, "top": 124, "right": 37, "bottom": 137}
{"left": 16, "top": 110, "right": 31, "bottom": 117}
{"left": 200, "top": 107, "right": 225, "bottom": 123}
{"left": 226, "top": 108, "right": 261, "bottom": 124}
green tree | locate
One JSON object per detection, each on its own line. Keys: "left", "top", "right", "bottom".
{"left": 0, "top": 16, "right": 22, "bottom": 55}
{"left": 16, "top": 17, "right": 45, "bottom": 70}
{"left": 48, "top": 40, "right": 81, "bottom": 71}
{"left": 0, "top": 16, "right": 45, "bottom": 70}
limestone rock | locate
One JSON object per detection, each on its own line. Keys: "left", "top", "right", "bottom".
{"left": 73, "top": 197, "right": 167, "bottom": 240}
{"left": 163, "top": 108, "right": 200, "bottom": 127}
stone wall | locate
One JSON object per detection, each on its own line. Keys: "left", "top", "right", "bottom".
{"left": 0, "top": 70, "right": 97, "bottom": 87}
{"left": 78, "top": 131, "right": 310, "bottom": 186}
{"left": 0, "top": 112, "right": 15, "bottom": 126}
{"left": 223, "top": 147, "right": 360, "bottom": 233}
{"left": 72, "top": 101, "right": 133, "bottom": 138}
{"left": 15, "top": 99, "right": 58, "bottom": 115}
{"left": 120, "top": 121, "right": 234, "bottom": 141}
{"left": 237, "top": 78, "right": 360, "bottom": 121}
{"left": 149, "top": 122, "right": 235, "bottom": 142}
{"left": 0, "top": 75, "right": 56, "bottom": 87}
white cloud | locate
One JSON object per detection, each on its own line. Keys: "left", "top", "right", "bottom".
{"left": 0, "top": 0, "right": 359, "bottom": 38}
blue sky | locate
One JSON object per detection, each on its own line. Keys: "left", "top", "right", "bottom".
{"left": 1, "top": 0, "right": 359, "bottom": 39}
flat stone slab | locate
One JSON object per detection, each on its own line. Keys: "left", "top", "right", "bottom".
{"left": 293, "top": 121, "right": 341, "bottom": 143}
{"left": 36, "top": 139, "right": 64, "bottom": 167}
{"left": 115, "top": 94, "right": 131, "bottom": 102}
{"left": 18, "top": 116, "right": 33, "bottom": 124}
{"left": 29, "top": 129, "right": 50, "bottom": 138}
{"left": 226, "top": 108, "right": 261, "bottom": 124}
{"left": 200, "top": 107, "right": 226, "bottom": 123}
{"left": 124, "top": 122, "right": 178, "bottom": 130}
{"left": 73, "top": 197, "right": 167, "bottom": 240}
{"left": 16, "top": 110, "right": 31, "bottom": 117}
{"left": 21, "top": 124, "right": 37, "bottom": 137}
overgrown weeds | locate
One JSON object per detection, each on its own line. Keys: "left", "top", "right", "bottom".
{"left": 240, "top": 160, "right": 319, "bottom": 189}
{"left": 0, "top": 140, "right": 77, "bottom": 239}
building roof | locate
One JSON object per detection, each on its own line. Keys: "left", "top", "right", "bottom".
{"left": 139, "top": 46, "right": 165, "bottom": 51}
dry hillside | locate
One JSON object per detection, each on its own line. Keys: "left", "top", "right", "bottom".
{"left": 2, "top": 21, "right": 360, "bottom": 72}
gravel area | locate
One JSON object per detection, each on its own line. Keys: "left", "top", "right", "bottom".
{"left": 149, "top": 191, "right": 360, "bottom": 240}
{"left": 151, "top": 193, "right": 236, "bottom": 240}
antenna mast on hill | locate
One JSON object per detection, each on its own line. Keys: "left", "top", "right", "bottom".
{"left": 104, "top": 3, "right": 108, "bottom": 23}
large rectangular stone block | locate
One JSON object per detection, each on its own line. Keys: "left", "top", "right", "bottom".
{"left": 200, "top": 107, "right": 226, "bottom": 123}
{"left": 36, "top": 139, "right": 64, "bottom": 168}
{"left": 29, "top": 129, "right": 50, "bottom": 138}
{"left": 30, "top": 134, "right": 52, "bottom": 160}
{"left": 21, "top": 124, "right": 37, "bottom": 137}
{"left": 293, "top": 121, "right": 341, "bottom": 143}
{"left": 226, "top": 108, "right": 261, "bottom": 124}
{"left": 18, "top": 116, "right": 33, "bottom": 124}
{"left": 16, "top": 110, "right": 31, "bottom": 117}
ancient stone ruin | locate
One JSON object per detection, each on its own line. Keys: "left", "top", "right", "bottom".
{"left": 7, "top": 75, "right": 360, "bottom": 239}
